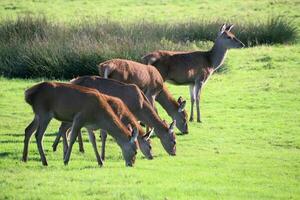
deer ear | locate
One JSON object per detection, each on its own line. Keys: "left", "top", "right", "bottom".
{"left": 169, "top": 120, "right": 176, "bottom": 132}
{"left": 177, "top": 96, "right": 183, "bottom": 104}
{"left": 130, "top": 127, "right": 139, "bottom": 143}
{"left": 220, "top": 24, "right": 227, "bottom": 33}
{"left": 139, "top": 121, "right": 146, "bottom": 127}
{"left": 127, "top": 124, "right": 133, "bottom": 132}
{"left": 178, "top": 100, "right": 186, "bottom": 112}
{"left": 143, "top": 128, "right": 154, "bottom": 141}
{"left": 226, "top": 24, "right": 234, "bottom": 31}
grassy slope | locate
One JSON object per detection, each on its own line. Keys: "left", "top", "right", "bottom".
{"left": 0, "top": 45, "right": 299, "bottom": 199}
{"left": 0, "top": 0, "right": 300, "bottom": 199}
{"left": 0, "top": 0, "right": 299, "bottom": 25}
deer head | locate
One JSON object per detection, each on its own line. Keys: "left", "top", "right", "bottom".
{"left": 137, "top": 129, "right": 153, "bottom": 160}
{"left": 216, "top": 24, "right": 245, "bottom": 49}
{"left": 173, "top": 96, "right": 188, "bottom": 133}
{"left": 159, "top": 120, "right": 177, "bottom": 156}
{"left": 122, "top": 124, "right": 138, "bottom": 167}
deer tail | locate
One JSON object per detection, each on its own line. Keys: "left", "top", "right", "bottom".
{"left": 24, "top": 83, "right": 43, "bottom": 106}
{"left": 141, "top": 54, "right": 157, "bottom": 65}
{"left": 98, "top": 63, "right": 113, "bottom": 78}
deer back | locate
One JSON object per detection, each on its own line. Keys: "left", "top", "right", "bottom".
{"left": 98, "top": 59, "right": 164, "bottom": 94}
{"left": 71, "top": 76, "right": 144, "bottom": 112}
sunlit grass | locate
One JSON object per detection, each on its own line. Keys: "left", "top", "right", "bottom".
{"left": 0, "top": 45, "right": 299, "bottom": 199}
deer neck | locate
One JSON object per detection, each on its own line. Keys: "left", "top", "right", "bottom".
{"left": 209, "top": 40, "right": 228, "bottom": 70}
{"left": 156, "top": 88, "right": 178, "bottom": 118}
{"left": 104, "top": 119, "right": 130, "bottom": 145}
{"left": 140, "top": 103, "right": 169, "bottom": 138}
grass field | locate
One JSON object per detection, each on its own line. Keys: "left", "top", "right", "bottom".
{"left": 1, "top": 0, "right": 300, "bottom": 26}
{"left": 0, "top": 0, "right": 300, "bottom": 199}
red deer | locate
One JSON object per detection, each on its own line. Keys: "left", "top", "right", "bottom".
{"left": 98, "top": 59, "right": 163, "bottom": 108}
{"left": 156, "top": 84, "right": 188, "bottom": 133}
{"left": 98, "top": 59, "right": 188, "bottom": 133}
{"left": 142, "top": 24, "right": 245, "bottom": 122}
{"left": 52, "top": 76, "right": 177, "bottom": 158}
{"left": 55, "top": 95, "right": 154, "bottom": 160}
{"left": 22, "top": 82, "right": 149, "bottom": 167}
{"left": 142, "top": 50, "right": 188, "bottom": 65}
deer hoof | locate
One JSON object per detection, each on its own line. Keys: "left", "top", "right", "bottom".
{"left": 79, "top": 148, "right": 85, "bottom": 153}
{"left": 52, "top": 146, "right": 57, "bottom": 152}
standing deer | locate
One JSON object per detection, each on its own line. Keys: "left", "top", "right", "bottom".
{"left": 142, "top": 24, "right": 245, "bottom": 122}
{"left": 98, "top": 59, "right": 188, "bottom": 133}
{"left": 23, "top": 82, "right": 147, "bottom": 167}
{"left": 52, "top": 76, "right": 177, "bottom": 157}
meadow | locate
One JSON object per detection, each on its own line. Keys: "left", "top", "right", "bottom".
{"left": 0, "top": 0, "right": 300, "bottom": 199}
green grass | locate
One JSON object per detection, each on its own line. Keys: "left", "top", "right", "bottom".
{"left": 1, "top": 0, "right": 300, "bottom": 26}
{"left": 0, "top": 0, "right": 299, "bottom": 199}
{"left": 0, "top": 16, "right": 297, "bottom": 78}
{"left": 0, "top": 44, "right": 299, "bottom": 199}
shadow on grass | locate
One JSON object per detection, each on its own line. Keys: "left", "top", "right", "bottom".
{"left": 0, "top": 152, "right": 11, "bottom": 158}
{"left": 175, "top": 132, "right": 189, "bottom": 136}
{"left": 0, "top": 132, "right": 58, "bottom": 137}
{"left": 0, "top": 133, "right": 24, "bottom": 137}
{"left": 79, "top": 165, "right": 101, "bottom": 170}
{"left": 0, "top": 139, "right": 23, "bottom": 144}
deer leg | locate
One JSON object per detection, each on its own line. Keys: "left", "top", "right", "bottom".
{"left": 53, "top": 122, "right": 71, "bottom": 159}
{"left": 64, "top": 116, "right": 83, "bottom": 165}
{"left": 194, "top": 82, "right": 203, "bottom": 123}
{"left": 35, "top": 114, "right": 52, "bottom": 166}
{"left": 58, "top": 123, "right": 84, "bottom": 154}
{"left": 189, "top": 85, "right": 195, "bottom": 122}
{"left": 100, "top": 129, "right": 108, "bottom": 161}
{"left": 52, "top": 122, "right": 70, "bottom": 152}
{"left": 22, "top": 115, "right": 39, "bottom": 162}
{"left": 77, "top": 131, "right": 84, "bottom": 153}
{"left": 87, "top": 129, "right": 103, "bottom": 167}
{"left": 52, "top": 131, "right": 61, "bottom": 152}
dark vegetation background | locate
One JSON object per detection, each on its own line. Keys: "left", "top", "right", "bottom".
{"left": 0, "top": 16, "right": 297, "bottom": 79}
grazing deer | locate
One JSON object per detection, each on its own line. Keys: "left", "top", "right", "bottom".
{"left": 55, "top": 95, "right": 154, "bottom": 161}
{"left": 142, "top": 24, "right": 245, "bottom": 122}
{"left": 98, "top": 59, "right": 163, "bottom": 108}
{"left": 52, "top": 76, "right": 177, "bottom": 157}
{"left": 156, "top": 84, "right": 188, "bottom": 133}
{"left": 98, "top": 59, "right": 188, "bottom": 133}
{"left": 22, "top": 82, "right": 147, "bottom": 167}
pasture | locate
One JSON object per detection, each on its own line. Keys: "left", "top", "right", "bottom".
{"left": 0, "top": 0, "right": 300, "bottom": 199}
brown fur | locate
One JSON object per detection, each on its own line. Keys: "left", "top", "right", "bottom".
{"left": 156, "top": 84, "right": 188, "bottom": 133}
{"left": 142, "top": 50, "right": 213, "bottom": 84}
{"left": 23, "top": 82, "right": 140, "bottom": 166}
{"left": 98, "top": 59, "right": 163, "bottom": 99}
{"left": 67, "top": 76, "right": 176, "bottom": 155}
{"left": 141, "top": 25, "right": 244, "bottom": 122}
{"left": 141, "top": 50, "right": 189, "bottom": 65}
{"left": 98, "top": 58, "right": 188, "bottom": 133}
{"left": 25, "top": 82, "right": 132, "bottom": 135}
